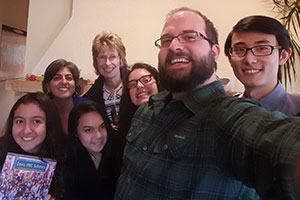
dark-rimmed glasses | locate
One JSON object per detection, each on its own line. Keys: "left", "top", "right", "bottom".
{"left": 154, "top": 31, "right": 214, "bottom": 49}
{"left": 127, "top": 75, "right": 153, "bottom": 89}
{"left": 229, "top": 45, "right": 282, "bottom": 57}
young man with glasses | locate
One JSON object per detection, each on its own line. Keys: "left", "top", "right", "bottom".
{"left": 115, "top": 7, "right": 300, "bottom": 200}
{"left": 224, "top": 15, "right": 300, "bottom": 116}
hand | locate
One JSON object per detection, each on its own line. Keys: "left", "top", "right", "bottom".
{"left": 44, "top": 194, "right": 55, "bottom": 200}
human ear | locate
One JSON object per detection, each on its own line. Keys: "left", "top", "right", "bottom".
{"left": 211, "top": 44, "right": 220, "bottom": 61}
{"left": 279, "top": 48, "right": 292, "bottom": 65}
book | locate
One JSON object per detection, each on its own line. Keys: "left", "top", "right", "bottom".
{"left": 0, "top": 152, "right": 57, "bottom": 200}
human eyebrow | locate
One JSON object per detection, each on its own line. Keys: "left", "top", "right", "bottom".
{"left": 181, "top": 30, "right": 197, "bottom": 33}
{"left": 232, "top": 42, "right": 246, "bottom": 46}
{"left": 160, "top": 33, "right": 173, "bottom": 38}
{"left": 253, "top": 40, "right": 272, "bottom": 45}
{"left": 100, "top": 122, "right": 106, "bottom": 128}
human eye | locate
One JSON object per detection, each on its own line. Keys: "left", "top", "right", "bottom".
{"left": 181, "top": 33, "right": 198, "bottom": 41}
{"left": 99, "top": 122, "right": 106, "bottom": 129}
{"left": 140, "top": 75, "right": 152, "bottom": 84}
{"left": 160, "top": 38, "right": 173, "bottom": 47}
{"left": 231, "top": 47, "right": 246, "bottom": 56}
{"left": 109, "top": 55, "right": 118, "bottom": 60}
{"left": 33, "top": 119, "right": 41, "bottom": 124}
{"left": 32, "top": 117, "right": 44, "bottom": 125}
{"left": 127, "top": 80, "right": 137, "bottom": 89}
{"left": 83, "top": 127, "right": 93, "bottom": 133}
{"left": 255, "top": 45, "right": 270, "bottom": 52}
{"left": 65, "top": 75, "right": 74, "bottom": 81}
{"left": 52, "top": 75, "right": 62, "bottom": 81}
{"left": 14, "top": 118, "right": 23, "bottom": 124}
{"left": 98, "top": 55, "right": 106, "bottom": 61}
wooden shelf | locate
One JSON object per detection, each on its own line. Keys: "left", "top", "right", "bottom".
{"left": 5, "top": 79, "right": 42, "bottom": 93}
{"left": 5, "top": 78, "right": 92, "bottom": 96}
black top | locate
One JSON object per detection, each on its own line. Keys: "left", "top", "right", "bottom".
{"left": 62, "top": 140, "right": 118, "bottom": 200}
{"left": 83, "top": 67, "right": 135, "bottom": 176}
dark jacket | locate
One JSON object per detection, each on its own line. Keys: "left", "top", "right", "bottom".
{"left": 62, "top": 140, "right": 117, "bottom": 200}
{"left": 83, "top": 67, "right": 133, "bottom": 177}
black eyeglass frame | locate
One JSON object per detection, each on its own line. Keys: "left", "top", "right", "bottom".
{"left": 127, "top": 74, "right": 154, "bottom": 89}
{"left": 154, "top": 31, "right": 214, "bottom": 49}
{"left": 229, "top": 45, "right": 282, "bottom": 57}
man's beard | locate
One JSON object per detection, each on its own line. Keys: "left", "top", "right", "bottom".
{"left": 158, "top": 51, "right": 216, "bottom": 93}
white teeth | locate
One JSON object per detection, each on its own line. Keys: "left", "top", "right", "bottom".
{"left": 58, "top": 88, "right": 68, "bottom": 91}
{"left": 22, "top": 137, "right": 33, "bottom": 141}
{"left": 244, "top": 69, "right": 260, "bottom": 74}
{"left": 103, "top": 67, "right": 114, "bottom": 72}
{"left": 171, "top": 58, "right": 189, "bottom": 64}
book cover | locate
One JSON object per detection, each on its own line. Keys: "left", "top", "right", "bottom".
{"left": 0, "top": 152, "right": 57, "bottom": 200}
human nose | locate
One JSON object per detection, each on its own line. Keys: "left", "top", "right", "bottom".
{"left": 168, "top": 37, "right": 184, "bottom": 51}
{"left": 243, "top": 49, "right": 257, "bottom": 64}
{"left": 23, "top": 122, "right": 32, "bottom": 134}
{"left": 61, "top": 76, "right": 67, "bottom": 84}
{"left": 105, "top": 57, "right": 112, "bottom": 65}
{"left": 136, "top": 80, "right": 145, "bottom": 89}
{"left": 95, "top": 129, "right": 105, "bottom": 138}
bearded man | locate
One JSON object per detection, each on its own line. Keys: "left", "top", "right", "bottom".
{"left": 114, "top": 7, "right": 300, "bottom": 200}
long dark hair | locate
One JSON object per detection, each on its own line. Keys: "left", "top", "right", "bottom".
{"left": 67, "top": 100, "right": 111, "bottom": 160}
{"left": 42, "top": 59, "right": 82, "bottom": 98}
{"left": 4, "top": 92, "right": 65, "bottom": 158}
{"left": 2, "top": 92, "right": 65, "bottom": 198}
{"left": 118, "top": 62, "right": 161, "bottom": 142}
{"left": 68, "top": 100, "right": 108, "bottom": 142}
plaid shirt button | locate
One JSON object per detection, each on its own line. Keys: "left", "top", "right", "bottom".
{"left": 163, "top": 144, "right": 168, "bottom": 150}
{"left": 142, "top": 146, "right": 148, "bottom": 151}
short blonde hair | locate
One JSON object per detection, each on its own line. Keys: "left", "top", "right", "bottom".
{"left": 92, "top": 32, "right": 128, "bottom": 75}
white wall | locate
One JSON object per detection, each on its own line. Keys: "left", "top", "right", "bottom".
{"left": 25, "top": 0, "right": 299, "bottom": 93}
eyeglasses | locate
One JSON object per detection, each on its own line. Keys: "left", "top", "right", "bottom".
{"left": 154, "top": 31, "right": 214, "bottom": 49}
{"left": 229, "top": 45, "right": 282, "bottom": 57}
{"left": 127, "top": 75, "right": 153, "bottom": 89}
{"left": 97, "top": 54, "right": 119, "bottom": 63}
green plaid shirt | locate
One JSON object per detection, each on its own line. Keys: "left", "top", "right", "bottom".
{"left": 115, "top": 81, "right": 300, "bottom": 200}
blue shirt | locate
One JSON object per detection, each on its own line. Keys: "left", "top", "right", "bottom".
{"left": 245, "top": 82, "right": 300, "bottom": 116}
{"left": 115, "top": 81, "right": 300, "bottom": 200}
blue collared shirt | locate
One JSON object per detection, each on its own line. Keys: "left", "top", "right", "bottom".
{"left": 244, "top": 82, "right": 300, "bottom": 116}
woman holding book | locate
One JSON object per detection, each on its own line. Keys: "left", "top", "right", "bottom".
{"left": 63, "top": 101, "right": 118, "bottom": 200}
{"left": 0, "top": 92, "right": 65, "bottom": 199}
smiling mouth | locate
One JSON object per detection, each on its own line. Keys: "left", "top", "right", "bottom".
{"left": 22, "top": 137, "right": 34, "bottom": 141}
{"left": 170, "top": 58, "right": 190, "bottom": 65}
{"left": 58, "top": 87, "right": 68, "bottom": 91}
{"left": 242, "top": 69, "right": 261, "bottom": 74}
{"left": 137, "top": 91, "right": 150, "bottom": 98}
{"left": 103, "top": 66, "right": 115, "bottom": 72}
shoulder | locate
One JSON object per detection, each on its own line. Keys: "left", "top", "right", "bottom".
{"left": 83, "top": 76, "right": 104, "bottom": 101}
{"left": 285, "top": 93, "right": 300, "bottom": 115}
{"left": 72, "top": 97, "right": 87, "bottom": 104}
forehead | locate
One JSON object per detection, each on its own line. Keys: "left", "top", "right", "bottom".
{"left": 56, "top": 67, "right": 72, "bottom": 75}
{"left": 129, "top": 68, "right": 150, "bottom": 80}
{"left": 98, "top": 48, "right": 118, "bottom": 55}
{"left": 231, "top": 31, "right": 278, "bottom": 46}
{"left": 79, "top": 111, "right": 103, "bottom": 125}
{"left": 161, "top": 11, "right": 206, "bottom": 36}
{"left": 15, "top": 103, "right": 44, "bottom": 116}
